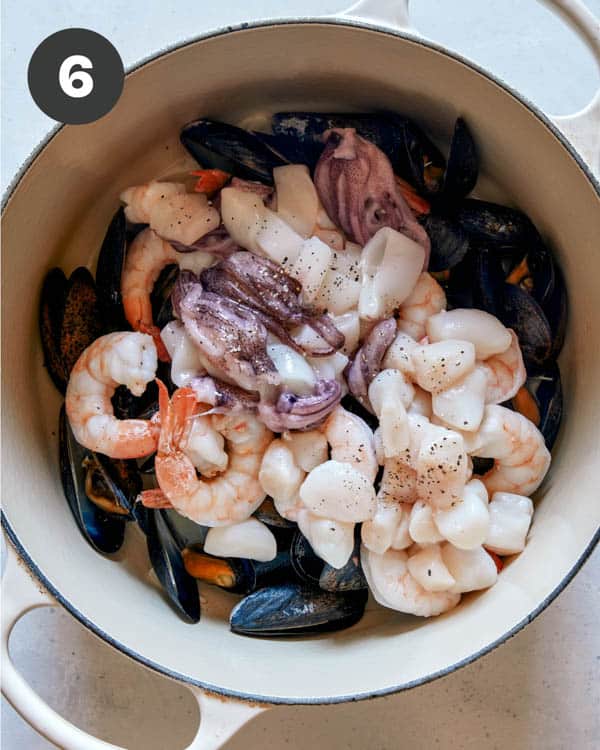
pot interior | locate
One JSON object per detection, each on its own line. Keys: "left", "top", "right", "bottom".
{"left": 2, "top": 22, "right": 599, "bottom": 702}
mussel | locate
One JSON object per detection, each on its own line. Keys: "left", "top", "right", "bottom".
{"left": 39, "top": 268, "right": 69, "bottom": 394}
{"left": 455, "top": 199, "right": 537, "bottom": 249}
{"left": 134, "top": 506, "right": 201, "bottom": 623}
{"left": 180, "top": 119, "right": 289, "bottom": 184}
{"left": 84, "top": 452, "right": 141, "bottom": 517}
{"left": 151, "top": 263, "right": 179, "bottom": 329}
{"left": 40, "top": 267, "right": 102, "bottom": 394}
{"left": 513, "top": 363, "right": 563, "bottom": 450}
{"left": 229, "top": 582, "right": 367, "bottom": 637}
{"left": 421, "top": 213, "right": 470, "bottom": 271}
{"left": 441, "top": 117, "right": 478, "bottom": 201}
{"left": 290, "top": 529, "right": 367, "bottom": 593}
{"left": 95, "top": 207, "right": 128, "bottom": 331}
{"left": 183, "top": 547, "right": 294, "bottom": 595}
{"left": 500, "top": 284, "right": 553, "bottom": 369}
{"left": 59, "top": 406, "right": 127, "bottom": 553}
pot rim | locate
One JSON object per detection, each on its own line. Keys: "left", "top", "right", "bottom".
{"left": 2, "top": 17, "right": 599, "bottom": 705}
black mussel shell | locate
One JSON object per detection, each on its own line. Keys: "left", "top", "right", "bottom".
{"left": 455, "top": 199, "right": 537, "bottom": 248}
{"left": 151, "top": 263, "right": 178, "bottom": 329}
{"left": 319, "top": 530, "right": 367, "bottom": 593}
{"left": 60, "top": 267, "right": 102, "bottom": 375}
{"left": 39, "top": 268, "right": 69, "bottom": 394}
{"left": 271, "top": 111, "right": 407, "bottom": 166}
{"left": 252, "top": 131, "right": 324, "bottom": 172}
{"left": 253, "top": 497, "right": 296, "bottom": 529}
{"left": 441, "top": 117, "right": 478, "bottom": 201}
{"left": 230, "top": 582, "right": 368, "bottom": 637}
{"left": 500, "top": 284, "right": 553, "bottom": 369}
{"left": 527, "top": 238, "right": 556, "bottom": 307}
{"left": 444, "top": 249, "right": 476, "bottom": 309}
{"left": 422, "top": 214, "right": 470, "bottom": 271}
{"left": 545, "top": 263, "right": 567, "bottom": 359}
{"left": 472, "top": 246, "right": 505, "bottom": 317}
{"left": 396, "top": 119, "right": 446, "bottom": 197}
{"left": 290, "top": 530, "right": 325, "bottom": 586}
{"left": 59, "top": 406, "right": 126, "bottom": 554}
{"left": 136, "top": 506, "right": 200, "bottom": 623}
{"left": 92, "top": 452, "right": 142, "bottom": 516}
{"left": 111, "top": 381, "right": 159, "bottom": 420}
{"left": 522, "top": 363, "right": 563, "bottom": 450}
{"left": 180, "top": 119, "right": 288, "bottom": 184}
{"left": 96, "top": 207, "right": 128, "bottom": 332}
{"left": 229, "top": 583, "right": 367, "bottom": 637}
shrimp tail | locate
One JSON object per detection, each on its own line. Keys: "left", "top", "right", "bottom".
{"left": 138, "top": 488, "right": 173, "bottom": 508}
{"left": 139, "top": 322, "right": 171, "bottom": 362}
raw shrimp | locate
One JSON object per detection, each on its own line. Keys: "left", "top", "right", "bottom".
{"left": 65, "top": 332, "right": 159, "bottom": 459}
{"left": 362, "top": 546, "right": 460, "bottom": 617}
{"left": 121, "top": 228, "right": 178, "bottom": 359}
{"left": 320, "top": 404, "right": 378, "bottom": 482}
{"left": 473, "top": 405, "right": 551, "bottom": 496}
{"left": 153, "top": 380, "right": 273, "bottom": 526}
{"left": 397, "top": 272, "right": 446, "bottom": 341}
{"left": 480, "top": 330, "right": 526, "bottom": 404}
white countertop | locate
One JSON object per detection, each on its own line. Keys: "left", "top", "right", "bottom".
{"left": 2, "top": 1, "right": 599, "bottom": 748}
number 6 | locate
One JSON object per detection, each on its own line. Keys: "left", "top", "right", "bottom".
{"left": 59, "top": 55, "right": 94, "bottom": 98}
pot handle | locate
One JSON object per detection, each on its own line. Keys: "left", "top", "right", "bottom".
{"left": 1, "top": 532, "right": 266, "bottom": 750}
{"left": 336, "top": 0, "right": 600, "bottom": 178}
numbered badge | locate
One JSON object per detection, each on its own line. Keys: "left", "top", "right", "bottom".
{"left": 28, "top": 28, "right": 124, "bottom": 124}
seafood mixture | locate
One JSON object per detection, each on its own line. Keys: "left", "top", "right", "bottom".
{"left": 40, "top": 111, "right": 565, "bottom": 634}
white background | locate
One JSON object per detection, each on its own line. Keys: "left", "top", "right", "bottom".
{"left": 2, "top": 1, "right": 599, "bottom": 748}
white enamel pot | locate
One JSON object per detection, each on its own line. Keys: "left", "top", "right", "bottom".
{"left": 2, "top": 1, "right": 600, "bottom": 748}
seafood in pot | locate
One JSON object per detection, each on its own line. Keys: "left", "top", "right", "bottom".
{"left": 41, "top": 108, "right": 564, "bottom": 632}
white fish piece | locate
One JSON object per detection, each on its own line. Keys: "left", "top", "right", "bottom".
{"left": 176, "top": 250, "right": 214, "bottom": 275}
{"left": 267, "top": 343, "right": 316, "bottom": 396}
{"left": 382, "top": 330, "right": 418, "bottom": 378}
{"left": 289, "top": 236, "right": 332, "bottom": 302}
{"left": 432, "top": 365, "right": 488, "bottom": 432}
{"left": 397, "top": 272, "right": 447, "bottom": 342}
{"left": 149, "top": 190, "right": 219, "bottom": 245}
{"left": 183, "top": 415, "right": 228, "bottom": 478}
{"left": 297, "top": 510, "right": 355, "bottom": 569}
{"left": 411, "top": 340, "right": 476, "bottom": 393}
{"left": 369, "top": 369, "right": 414, "bottom": 458}
{"left": 307, "top": 351, "right": 348, "bottom": 383}
{"left": 434, "top": 478, "right": 490, "bottom": 550}
{"left": 282, "top": 429, "right": 329, "bottom": 472}
{"left": 485, "top": 492, "right": 534, "bottom": 554}
{"left": 299, "top": 460, "right": 377, "bottom": 522}
{"left": 161, "top": 320, "right": 206, "bottom": 387}
{"left": 416, "top": 422, "right": 468, "bottom": 510}
{"left": 274, "top": 164, "right": 319, "bottom": 237}
{"left": 442, "top": 543, "right": 498, "bottom": 593}
{"left": 407, "top": 386, "right": 433, "bottom": 418}
{"left": 204, "top": 519, "right": 277, "bottom": 562}
{"left": 220, "top": 187, "right": 304, "bottom": 265}
{"left": 331, "top": 310, "right": 360, "bottom": 356}
{"left": 259, "top": 439, "right": 305, "bottom": 509}
{"left": 362, "top": 547, "right": 460, "bottom": 616}
{"left": 121, "top": 181, "right": 186, "bottom": 223}
{"left": 314, "top": 242, "right": 362, "bottom": 315}
{"left": 359, "top": 228, "right": 425, "bottom": 321}
{"left": 409, "top": 501, "right": 444, "bottom": 544}
{"left": 407, "top": 544, "right": 456, "bottom": 592}
{"left": 362, "top": 500, "right": 411, "bottom": 554}
{"left": 427, "top": 309, "right": 512, "bottom": 360}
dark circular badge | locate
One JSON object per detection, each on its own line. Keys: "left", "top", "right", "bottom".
{"left": 28, "top": 28, "right": 124, "bottom": 125}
